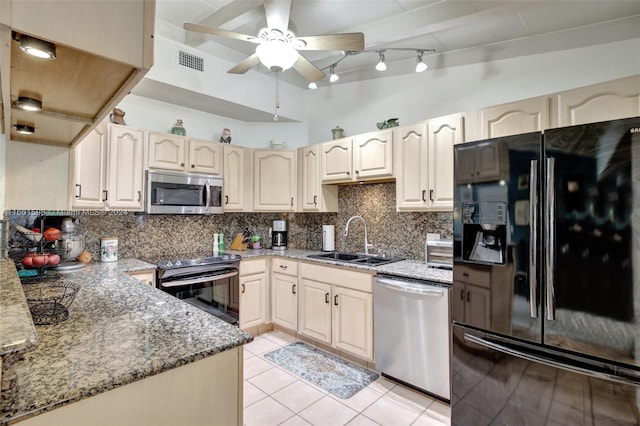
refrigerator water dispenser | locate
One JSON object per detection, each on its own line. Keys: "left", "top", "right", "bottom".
{"left": 461, "top": 201, "right": 507, "bottom": 265}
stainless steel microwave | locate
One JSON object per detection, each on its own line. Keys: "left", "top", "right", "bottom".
{"left": 146, "top": 170, "right": 223, "bottom": 214}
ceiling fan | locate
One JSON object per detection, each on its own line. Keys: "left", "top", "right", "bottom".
{"left": 183, "top": 0, "right": 365, "bottom": 83}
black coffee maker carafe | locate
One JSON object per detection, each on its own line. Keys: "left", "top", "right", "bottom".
{"left": 272, "top": 220, "right": 288, "bottom": 250}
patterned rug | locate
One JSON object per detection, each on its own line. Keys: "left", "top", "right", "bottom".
{"left": 263, "top": 341, "right": 379, "bottom": 399}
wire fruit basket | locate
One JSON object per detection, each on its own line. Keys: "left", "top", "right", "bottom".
{"left": 22, "top": 281, "right": 80, "bottom": 325}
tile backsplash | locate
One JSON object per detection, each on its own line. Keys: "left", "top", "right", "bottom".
{"left": 8, "top": 182, "right": 452, "bottom": 262}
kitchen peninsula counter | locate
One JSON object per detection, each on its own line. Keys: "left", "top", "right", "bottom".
{"left": 1, "top": 260, "right": 253, "bottom": 425}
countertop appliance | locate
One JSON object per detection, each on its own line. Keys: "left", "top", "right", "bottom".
{"left": 272, "top": 220, "right": 288, "bottom": 250}
{"left": 373, "top": 274, "right": 450, "bottom": 401}
{"left": 322, "top": 224, "right": 335, "bottom": 251}
{"left": 146, "top": 170, "right": 223, "bottom": 215}
{"left": 155, "top": 254, "right": 241, "bottom": 325}
{"left": 425, "top": 239, "right": 453, "bottom": 269}
{"left": 452, "top": 116, "right": 640, "bottom": 424}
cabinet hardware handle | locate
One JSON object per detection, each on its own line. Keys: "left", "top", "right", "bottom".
{"left": 75, "top": 184, "right": 82, "bottom": 199}
{"left": 102, "top": 190, "right": 108, "bottom": 201}
{"left": 346, "top": 171, "right": 350, "bottom": 176}
{"left": 225, "top": 195, "right": 229, "bottom": 205}
{"left": 137, "top": 191, "right": 141, "bottom": 202}
{"left": 280, "top": 265, "right": 287, "bottom": 269}
{"left": 430, "top": 189, "right": 434, "bottom": 201}
{"left": 313, "top": 195, "right": 317, "bottom": 205}
{"left": 422, "top": 190, "right": 426, "bottom": 202}
{"left": 181, "top": 162, "right": 185, "bottom": 167}
{"left": 241, "top": 284, "right": 245, "bottom": 294}
{"left": 355, "top": 170, "right": 359, "bottom": 175}
{"left": 463, "top": 272, "right": 469, "bottom": 277}
{"left": 325, "top": 292, "right": 330, "bottom": 304}
{"left": 460, "top": 289, "right": 464, "bottom": 300}
{"left": 467, "top": 292, "right": 470, "bottom": 302}
{"left": 292, "top": 284, "right": 296, "bottom": 294}
{"left": 191, "top": 164, "right": 195, "bottom": 168}
{"left": 334, "top": 295, "right": 339, "bottom": 306}
{"left": 291, "top": 197, "right": 294, "bottom": 206}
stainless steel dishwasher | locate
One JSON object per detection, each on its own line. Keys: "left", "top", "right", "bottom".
{"left": 373, "top": 274, "right": 450, "bottom": 401}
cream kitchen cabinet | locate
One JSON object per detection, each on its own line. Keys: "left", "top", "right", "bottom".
{"left": 478, "top": 96, "right": 550, "bottom": 139}
{"left": 147, "top": 133, "right": 221, "bottom": 174}
{"left": 70, "top": 123, "right": 144, "bottom": 211}
{"left": 253, "top": 149, "right": 297, "bottom": 211}
{"left": 271, "top": 258, "right": 299, "bottom": 331}
{"left": 321, "top": 129, "right": 393, "bottom": 184}
{"left": 395, "top": 113, "right": 463, "bottom": 212}
{"left": 298, "top": 145, "right": 338, "bottom": 212}
{"left": 239, "top": 258, "right": 268, "bottom": 332}
{"left": 298, "top": 262, "right": 374, "bottom": 361}
{"left": 223, "top": 145, "right": 251, "bottom": 212}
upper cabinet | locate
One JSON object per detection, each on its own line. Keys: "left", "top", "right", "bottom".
{"left": 147, "top": 132, "right": 221, "bottom": 175}
{"left": 223, "top": 145, "right": 249, "bottom": 212}
{"left": 478, "top": 96, "right": 550, "bottom": 139}
{"left": 253, "top": 149, "right": 297, "bottom": 212}
{"left": 0, "top": 0, "right": 154, "bottom": 146}
{"left": 556, "top": 75, "right": 640, "bottom": 127}
{"left": 395, "top": 114, "right": 463, "bottom": 212}
{"left": 298, "top": 145, "right": 338, "bottom": 212}
{"left": 321, "top": 129, "right": 393, "bottom": 184}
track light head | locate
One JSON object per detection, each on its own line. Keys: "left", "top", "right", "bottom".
{"left": 375, "top": 51, "right": 386, "bottom": 71}
{"left": 329, "top": 65, "right": 339, "bottom": 83}
{"left": 415, "top": 50, "right": 428, "bottom": 72}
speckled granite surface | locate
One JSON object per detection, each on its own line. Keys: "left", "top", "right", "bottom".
{"left": 0, "top": 260, "right": 253, "bottom": 425}
{"left": 0, "top": 260, "right": 38, "bottom": 357}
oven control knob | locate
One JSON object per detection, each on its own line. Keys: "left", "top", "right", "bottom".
{"left": 175, "top": 260, "right": 183, "bottom": 266}
{"left": 165, "top": 261, "right": 173, "bottom": 267}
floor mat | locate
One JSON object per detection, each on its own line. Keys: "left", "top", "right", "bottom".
{"left": 263, "top": 341, "right": 379, "bottom": 399}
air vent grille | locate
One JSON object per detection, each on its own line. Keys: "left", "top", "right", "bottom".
{"left": 179, "top": 50, "right": 204, "bottom": 72}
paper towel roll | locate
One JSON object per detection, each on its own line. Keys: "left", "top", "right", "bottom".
{"left": 322, "top": 225, "right": 335, "bottom": 251}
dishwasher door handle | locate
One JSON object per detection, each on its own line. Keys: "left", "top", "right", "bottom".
{"left": 376, "top": 278, "right": 445, "bottom": 297}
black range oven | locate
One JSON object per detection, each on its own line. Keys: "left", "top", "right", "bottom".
{"left": 155, "top": 254, "right": 241, "bottom": 325}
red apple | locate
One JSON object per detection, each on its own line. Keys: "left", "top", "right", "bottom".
{"left": 31, "top": 254, "right": 49, "bottom": 267}
{"left": 47, "top": 254, "right": 61, "bottom": 266}
{"left": 22, "top": 254, "right": 35, "bottom": 267}
{"left": 43, "top": 227, "right": 62, "bottom": 242}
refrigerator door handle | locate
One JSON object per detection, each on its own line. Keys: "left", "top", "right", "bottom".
{"left": 545, "top": 157, "right": 556, "bottom": 321}
{"left": 529, "top": 160, "right": 538, "bottom": 318}
{"left": 464, "top": 332, "right": 640, "bottom": 388}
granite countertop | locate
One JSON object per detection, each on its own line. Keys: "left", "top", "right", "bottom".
{"left": 227, "top": 248, "right": 453, "bottom": 285}
{"left": 1, "top": 260, "right": 253, "bottom": 425}
{"left": 0, "top": 260, "right": 38, "bottom": 357}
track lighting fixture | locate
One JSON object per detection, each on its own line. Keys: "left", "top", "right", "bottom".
{"left": 308, "top": 81, "right": 318, "bottom": 89}
{"left": 17, "top": 34, "right": 56, "bottom": 59}
{"left": 415, "top": 50, "right": 428, "bottom": 73}
{"left": 15, "top": 124, "right": 35, "bottom": 135}
{"left": 329, "top": 65, "right": 339, "bottom": 83}
{"left": 375, "top": 51, "right": 387, "bottom": 71}
{"left": 15, "top": 96, "right": 42, "bottom": 112}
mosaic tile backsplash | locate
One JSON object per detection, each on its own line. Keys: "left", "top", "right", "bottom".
{"left": 8, "top": 182, "right": 452, "bottom": 262}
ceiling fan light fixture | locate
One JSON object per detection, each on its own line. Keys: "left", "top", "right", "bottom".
{"left": 15, "top": 96, "right": 42, "bottom": 112}
{"left": 329, "top": 65, "right": 339, "bottom": 83}
{"left": 18, "top": 34, "right": 56, "bottom": 59}
{"left": 375, "top": 51, "right": 386, "bottom": 71}
{"left": 15, "top": 124, "right": 35, "bottom": 135}
{"left": 256, "top": 40, "right": 298, "bottom": 72}
{"left": 415, "top": 51, "right": 428, "bottom": 72}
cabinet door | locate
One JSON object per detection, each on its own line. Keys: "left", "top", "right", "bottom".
{"left": 321, "top": 138, "right": 353, "bottom": 183}
{"left": 272, "top": 272, "right": 298, "bottom": 331}
{"left": 332, "top": 286, "right": 373, "bottom": 361}
{"left": 298, "top": 279, "right": 332, "bottom": 344}
{"left": 428, "top": 114, "right": 462, "bottom": 210}
{"left": 70, "top": 123, "right": 107, "bottom": 209}
{"left": 465, "top": 284, "right": 491, "bottom": 330}
{"left": 557, "top": 75, "right": 640, "bottom": 126}
{"left": 189, "top": 138, "right": 221, "bottom": 175}
{"left": 301, "top": 145, "right": 321, "bottom": 211}
{"left": 353, "top": 129, "right": 393, "bottom": 180}
{"left": 148, "top": 132, "right": 187, "bottom": 172}
{"left": 479, "top": 96, "right": 550, "bottom": 138}
{"left": 223, "top": 145, "right": 245, "bottom": 211}
{"left": 239, "top": 273, "right": 266, "bottom": 329}
{"left": 253, "top": 150, "right": 297, "bottom": 211}
{"left": 107, "top": 125, "right": 144, "bottom": 210}
{"left": 395, "top": 123, "right": 428, "bottom": 211}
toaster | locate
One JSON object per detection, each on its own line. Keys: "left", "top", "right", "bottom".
{"left": 425, "top": 240, "right": 453, "bottom": 269}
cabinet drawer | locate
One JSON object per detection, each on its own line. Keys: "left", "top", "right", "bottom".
{"left": 271, "top": 258, "right": 298, "bottom": 276}
{"left": 240, "top": 258, "right": 266, "bottom": 276}
{"left": 454, "top": 265, "right": 491, "bottom": 288}
{"left": 300, "top": 262, "right": 372, "bottom": 293}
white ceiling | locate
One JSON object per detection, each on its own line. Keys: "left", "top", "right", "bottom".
{"left": 137, "top": 0, "right": 640, "bottom": 120}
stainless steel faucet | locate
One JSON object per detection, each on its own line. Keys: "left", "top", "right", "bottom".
{"left": 344, "top": 215, "right": 373, "bottom": 255}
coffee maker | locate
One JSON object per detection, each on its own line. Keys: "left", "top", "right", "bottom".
{"left": 272, "top": 220, "right": 288, "bottom": 250}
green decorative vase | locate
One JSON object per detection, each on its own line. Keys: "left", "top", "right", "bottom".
{"left": 171, "top": 119, "right": 186, "bottom": 136}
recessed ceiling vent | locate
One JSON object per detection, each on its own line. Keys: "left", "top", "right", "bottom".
{"left": 179, "top": 50, "right": 204, "bottom": 72}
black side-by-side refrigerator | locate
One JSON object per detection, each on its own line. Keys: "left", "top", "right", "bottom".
{"left": 452, "top": 116, "right": 640, "bottom": 425}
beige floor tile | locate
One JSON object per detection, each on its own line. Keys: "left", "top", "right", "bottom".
{"left": 243, "top": 397, "right": 295, "bottom": 426}
{"left": 346, "top": 414, "right": 382, "bottom": 425}
{"left": 362, "top": 394, "right": 423, "bottom": 426}
{"left": 423, "top": 400, "right": 451, "bottom": 424}
{"left": 263, "top": 330, "right": 297, "bottom": 346}
{"left": 244, "top": 349, "right": 254, "bottom": 360}
{"left": 333, "top": 385, "right": 386, "bottom": 412}
{"left": 272, "top": 380, "right": 326, "bottom": 413}
{"left": 366, "top": 377, "right": 397, "bottom": 395}
{"left": 411, "top": 412, "right": 449, "bottom": 426}
{"left": 279, "top": 414, "right": 313, "bottom": 426}
{"left": 249, "top": 367, "right": 298, "bottom": 395}
{"left": 386, "top": 385, "right": 436, "bottom": 412}
{"left": 299, "top": 395, "right": 359, "bottom": 426}
{"left": 244, "top": 355, "right": 275, "bottom": 379}
{"left": 243, "top": 381, "right": 267, "bottom": 408}
{"left": 244, "top": 337, "right": 281, "bottom": 355}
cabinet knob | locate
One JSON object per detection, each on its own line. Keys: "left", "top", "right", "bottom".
{"left": 191, "top": 164, "right": 195, "bottom": 168}
{"left": 346, "top": 171, "right": 350, "bottom": 176}
{"left": 181, "top": 163, "right": 185, "bottom": 167}
{"left": 355, "top": 170, "right": 359, "bottom": 175}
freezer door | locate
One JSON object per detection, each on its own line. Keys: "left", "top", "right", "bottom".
{"left": 451, "top": 325, "right": 640, "bottom": 425}
{"left": 453, "top": 132, "right": 542, "bottom": 344}
{"left": 543, "top": 116, "right": 640, "bottom": 368}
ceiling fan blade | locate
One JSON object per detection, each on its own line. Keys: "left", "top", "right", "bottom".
{"left": 293, "top": 55, "right": 326, "bottom": 83}
{"left": 264, "top": 0, "right": 292, "bottom": 32}
{"left": 228, "top": 53, "right": 261, "bottom": 74}
{"left": 184, "top": 22, "right": 260, "bottom": 44}
{"left": 296, "top": 33, "right": 365, "bottom": 51}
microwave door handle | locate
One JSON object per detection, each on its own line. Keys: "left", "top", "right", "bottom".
{"left": 205, "top": 181, "right": 211, "bottom": 208}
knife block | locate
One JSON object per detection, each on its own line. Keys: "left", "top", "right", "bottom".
{"left": 230, "top": 233, "right": 248, "bottom": 251}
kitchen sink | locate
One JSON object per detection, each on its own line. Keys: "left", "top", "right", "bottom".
{"left": 307, "top": 252, "right": 403, "bottom": 266}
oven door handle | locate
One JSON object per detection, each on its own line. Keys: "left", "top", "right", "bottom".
{"left": 160, "top": 271, "right": 239, "bottom": 288}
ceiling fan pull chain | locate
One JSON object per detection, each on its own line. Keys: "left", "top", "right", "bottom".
{"left": 274, "top": 71, "right": 280, "bottom": 121}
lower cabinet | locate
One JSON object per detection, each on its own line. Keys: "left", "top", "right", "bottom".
{"left": 298, "top": 263, "right": 374, "bottom": 361}
{"left": 271, "top": 258, "right": 299, "bottom": 331}
{"left": 239, "top": 258, "right": 268, "bottom": 331}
